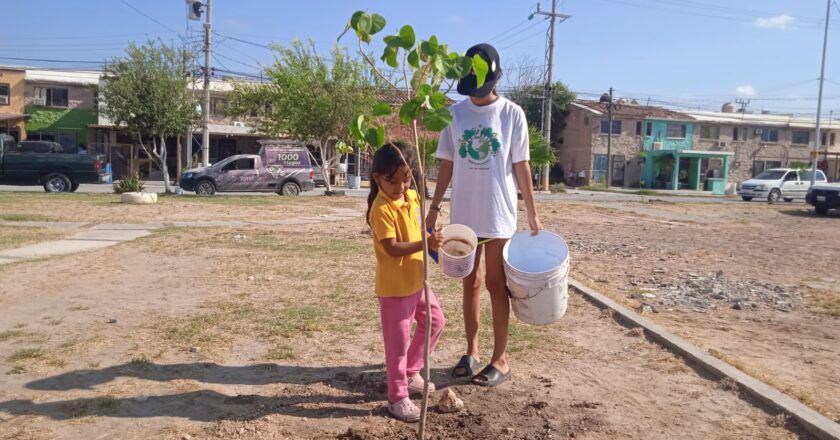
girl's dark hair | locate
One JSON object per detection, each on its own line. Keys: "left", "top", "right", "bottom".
{"left": 366, "top": 141, "right": 418, "bottom": 226}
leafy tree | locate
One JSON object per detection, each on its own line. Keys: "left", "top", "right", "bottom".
{"left": 227, "top": 40, "right": 375, "bottom": 191}
{"left": 506, "top": 81, "right": 576, "bottom": 132}
{"left": 528, "top": 126, "right": 555, "bottom": 167}
{"left": 99, "top": 41, "right": 197, "bottom": 193}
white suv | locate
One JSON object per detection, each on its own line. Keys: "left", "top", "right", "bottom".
{"left": 738, "top": 168, "right": 827, "bottom": 203}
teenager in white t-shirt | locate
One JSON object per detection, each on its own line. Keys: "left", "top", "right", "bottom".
{"left": 427, "top": 43, "right": 542, "bottom": 387}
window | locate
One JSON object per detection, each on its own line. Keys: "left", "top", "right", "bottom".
{"left": 592, "top": 154, "right": 609, "bottom": 182}
{"left": 211, "top": 97, "right": 228, "bottom": 115}
{"left": 700, "top": 126, "right": 720, "bottom": 140}
{"left": 792, "top": 130, "right": 810, "bottom": 145}
{"left": 821, "top": 132, "right": 837, "bottom": 146}
{"left": 223, "top": 158, "right": 255, "bottom": 171}
{"left": 46, "top": 88, "right": 69, "bottom": 107}
{"left": 635, "top": 121, "right": 642, "bottom": 136}
{"left": 666, "top": 123, "right": 686, "bottom": 138}
{"left": 733, "top": 127, "right": 739, "bottom": 140}
{"left": 760, "top": 129, "right": 779, "bottom": 143}
{"left": 0, "top": 83, "right": 9, "bottom": 105}
{"left": 783, "top": 171, "right": 798, "bottom": 182}
{"left": 645, "top": 122, "right": 652, "bottom": 136}
{"left": 799, "top": 170, "right": 826, "bottom": 182}
{"left": 600, "top": 120, "right": 621, "bottom": 134}
{"left": 752, "top": 160, "right": 783, "bottom": 177}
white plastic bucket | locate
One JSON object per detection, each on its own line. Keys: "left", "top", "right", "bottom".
{"left": 440, "top": 224, "right": 478, "bottom": 279}
{"left": 503, "top": 231, "right": 570, "bottom": 325}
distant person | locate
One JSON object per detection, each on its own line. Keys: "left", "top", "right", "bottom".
{"left": 427, "top": 43, "right": 542, "bottom": 387}
{"left": 77, "top": 144, "right": 87, "bottom": 155}
{"left": 367, "top": 141, "right": 445, "bottom": 422}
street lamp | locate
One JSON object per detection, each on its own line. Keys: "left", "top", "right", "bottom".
{"left": 599, "top": 88, "right": 620, "bottom": 187}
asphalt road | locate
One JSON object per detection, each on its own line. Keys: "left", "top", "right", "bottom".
{"left": 0, "top": 181, "right": 772, "bottom": 204}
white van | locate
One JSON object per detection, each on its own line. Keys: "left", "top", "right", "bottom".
{"left": 738, "top": 168, "right": 828, "bottom": 203}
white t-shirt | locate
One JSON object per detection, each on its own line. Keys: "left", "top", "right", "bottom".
{"left": 436, "top": 96, "right": 529, "bottom": 238}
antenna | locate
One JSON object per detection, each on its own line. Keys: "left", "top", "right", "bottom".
{"left": 735, "top": 98, "right": 750, "bottom": 113}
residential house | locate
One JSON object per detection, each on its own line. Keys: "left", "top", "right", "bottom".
{"left": 559, "top": 100, "right": 696, "bottom": 188}
{"left": 24, "top": 69, "right": 99, "bottom": 153}
{"left": 0, "top": 67, "right": 27, "bottom": 141}
{"left": 685, "top": 107, "right": 839, "bottom": 183}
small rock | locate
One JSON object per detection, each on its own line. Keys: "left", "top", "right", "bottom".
{"left": 182, "top": 435, "right": 192, "bottom": 440}
{"left": 239, "top": 428, "right": 246, "bottom": 435}
{"left": 504, "top": 427, "right": 515, "bottom": 435}
{"left": 247, "top": 276, "right": 256, "bottom": 281}
{"left": 641, "top": 293, "right": 657, "bottom": 299}
{"left": 438, "top": 389, "right": 464, "bottom": 413}
{"left": 189, "top": 346, "right": 200, "bottom": 353}
{"left": 731, "top": 301, "right": 743, "bottom": 310}
{"left": 106, "top": 318, "right": 118, "bottom": 324}
{"left": 134, "top": 395, "right": 148, "bottom": 402}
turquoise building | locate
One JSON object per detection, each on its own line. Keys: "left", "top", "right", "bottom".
{"left": 641, "top": 118, "right": 732, "bottom": 194}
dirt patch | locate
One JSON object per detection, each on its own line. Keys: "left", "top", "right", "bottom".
{"left": 543, "top": 200, "right": 840, "bottom": 419}
{"left": 0, "top": 221, "right": 815, "bottom": 439}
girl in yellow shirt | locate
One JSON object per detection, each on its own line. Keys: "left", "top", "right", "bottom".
{"left": 366, "top": 141, "right": 445, "bottom": 422}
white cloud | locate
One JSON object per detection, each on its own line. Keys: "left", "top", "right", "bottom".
{"left": 753, "top": 15, "right": 794, "bottom": 29}
{"left": 735, "top": 85, "right": 756, "bottom": 97}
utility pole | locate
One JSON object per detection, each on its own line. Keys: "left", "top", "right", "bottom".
{"left": 201, "top": 0, "right": 213, "bottom": 167}
{"left": 811, "top": 0, "right": 830, "bottom": 186}
{"left": 531, "top": 1, "right": 571, "bottom": 191}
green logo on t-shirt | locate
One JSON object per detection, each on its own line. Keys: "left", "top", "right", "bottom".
{"left": 458, "top": 126, "right": 501, "bottom": 163}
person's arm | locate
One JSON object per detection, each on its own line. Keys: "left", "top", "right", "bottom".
{"left": 426, "top": 159, "right": 453, "bottom": 229}
{"left": 380, "top": 230, "right": 444, "bottom": 257}
{"left": 513, "top": 161, "right": 543, "bottom": 235}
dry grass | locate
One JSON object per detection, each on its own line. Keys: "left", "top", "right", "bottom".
{"left": 808, "top": 288, "right": 840, "bottom": 317}
{"left": 0, "top": 225, "right": 71, "bottom": 250}
{"left": 0, "top": 192, "right": 362, "bottom": 224}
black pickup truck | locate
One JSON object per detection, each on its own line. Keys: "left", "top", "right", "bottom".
{"left": 0, "top": 135, "right": 106, "bottom": 192}
{"left": 806, "top": 182, "right": 840, "bottom": 215}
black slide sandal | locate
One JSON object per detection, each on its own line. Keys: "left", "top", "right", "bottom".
{"left": 452, "top": 355, "right": 481, "bottom": 379}
{"left": 472, "top": 364, "right": 512, "bottom": 387}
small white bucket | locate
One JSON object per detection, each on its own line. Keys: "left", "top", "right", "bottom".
{"left": 503, "top": 231, "right": 570, "bottom": 325}
{"left": 440, "top": 224, "right": 478, "bottom": 279}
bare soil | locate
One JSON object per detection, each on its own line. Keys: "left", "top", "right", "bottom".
{"left": 0, "top": 195, "right": 833, "bottom": 439}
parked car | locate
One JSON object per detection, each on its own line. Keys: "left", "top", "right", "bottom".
{"left": 179, "top": 145, "right": 316, "bottom": 196}
{"left": 0, "top": 135, "right": 106, "bottom": 192}
{"left": 806, "top": 182, "right": 840, "bottom": 215}
{"left": 737, "top": 168, "right": 827, "bottom": 203}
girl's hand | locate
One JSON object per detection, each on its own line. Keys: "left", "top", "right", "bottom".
{"left": 425, "top": 209, "right": 438, "bottom": 231}
{"left": 427, "top": 229, "right": 444, "bottom": 250}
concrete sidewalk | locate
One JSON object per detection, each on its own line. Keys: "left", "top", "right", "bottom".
{"left": 0, "top": 209, "right": 364, "bottom": 266}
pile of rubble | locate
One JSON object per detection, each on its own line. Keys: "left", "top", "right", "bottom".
{"left": 628, "top": 271, "right": 799, "bottom": 313}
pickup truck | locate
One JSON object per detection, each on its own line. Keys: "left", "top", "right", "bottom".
{"left": 179, "top": 145, "right": 316, "bottom": 196}
{"left": 0, "top": 135, "right": 106, "bottom": 192}
{"left": 738, "top": 168, "right": 827, "bottom": 203}
{"left": 806, "top": 183, "right": 840, "bottom": 215}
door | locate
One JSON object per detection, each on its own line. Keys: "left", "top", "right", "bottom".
{"left": 592, "top": 154, "right": 608, "bottom": 184}
{"left": 780, "top": 171, "right": 800, "bottom": 198}
{"left": 219, "top": 157, "right": 260, "bottom": 191}
{"left": 611, "top": 154, "right": 625, "bottom": 186}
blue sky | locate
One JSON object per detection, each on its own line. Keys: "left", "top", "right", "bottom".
{"left": 2, "top": 0, "right": 839, "bottom": 117}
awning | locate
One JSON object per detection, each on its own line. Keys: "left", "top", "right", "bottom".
{"left": 649, "top": 149, "right": 734, "bottom": 158}
{"left": 0, "top": 112, "right": 28, "bottom": 122}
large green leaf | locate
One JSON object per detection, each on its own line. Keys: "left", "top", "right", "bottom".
{"left": 410, "top": 66, "right": 430, "bottom": 92}
{"left": 398, "top": 25, "right": 415, "bottom": 49}
{"left": 407, "top": 50, "right": 420, "bottom": 69}
{"left": 472, "top": 54, "right": 489, "bottom": 88}
{"left": 352, "top": 12, "right": 372, "bottom": 34}
{"left": 372, "top": 102, "right": 391, "bottom": 116}
{"left": 365, "top": 126, "right": 384, "bottom": 147}
{"left": 417, "top": 84, "right": 432, "bottom": 98}
{"left": 420, "top": 36, "right": 439, "bottom": 57}
{"left": 370, "top": 14, "right": 386, "bottom": 34}
{"left": 350, "top": 114, "right": 365, "bottom": 141}
{"left": 381, "top": 46, "right": 399, "bottom": 68}
{"left": 429, "top": 92, "right": 446, "bottom": 110}
{"left": 423, "top": 107, "right": 452, "bottom": 132}
{"left": 399, "top": 99, "right": 423, "bottom": 125}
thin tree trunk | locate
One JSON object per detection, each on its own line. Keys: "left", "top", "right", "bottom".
{"left": 320, "top": 139, "right": 332, "bottom": 192}
{"left": 158, "top": 136, "right": 171, "bottom": 193}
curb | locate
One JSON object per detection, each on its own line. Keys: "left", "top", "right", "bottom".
{"left": 569, "top": 277, "right": 840, "bottom": 440}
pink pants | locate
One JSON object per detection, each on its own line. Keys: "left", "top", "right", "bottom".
{"left": 378, "top": 288, "right": 445, "bottom": 403}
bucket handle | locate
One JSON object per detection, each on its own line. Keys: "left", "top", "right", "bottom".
{"left": 508, "top": 263, "right": 570, "bottom": 300}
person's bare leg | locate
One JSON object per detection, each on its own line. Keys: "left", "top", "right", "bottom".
{"left": 484, "top": 239, "right": 510, "bottom": 373}
{"left": 455, "top": 244, "right": 484, "bottom": 376}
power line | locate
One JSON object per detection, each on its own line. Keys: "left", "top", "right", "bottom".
{"left": 119, "top": 0, "right": 186, "bottom": 41}
{"left": 0, "top": 56, "right": 103, "bottom": 64}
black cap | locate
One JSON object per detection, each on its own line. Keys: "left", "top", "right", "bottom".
{"left": 457, "top": 43, "right": 502, "bottom": 98}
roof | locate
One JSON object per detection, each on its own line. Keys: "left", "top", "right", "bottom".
{"left": 25, "top": 69, "right": 101, "bottom": 86}
{"left": 686, "top": 110, "right": 839, "bottom": 130}
{"left": 571, "top": 100, "right": 694, "bottom": 121}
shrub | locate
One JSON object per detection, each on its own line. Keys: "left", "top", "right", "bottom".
{"left": 113, "top": 173, "right": 145, "bottom": 194}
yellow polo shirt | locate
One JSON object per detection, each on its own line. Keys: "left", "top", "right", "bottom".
{"left": 369, "top": 189, "right": 425, "bottom": 297}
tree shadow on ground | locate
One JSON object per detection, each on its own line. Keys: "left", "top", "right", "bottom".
{"left": 0, "top": 362, "right": 454, "bottom": 422}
